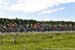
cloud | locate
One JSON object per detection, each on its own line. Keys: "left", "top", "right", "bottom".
{"left": 0, "top": 0, "right": 9, "bottom": 8}
{"left": 38, "top": 7, "right": 64, "bottom": 15}
{"left": 8, "top": 0, "right": 75, "bottom": 13}
{"left": 0, "top": 0, "right": 9, "bottom": 5}
{"left": 0, "top": 2, "right": 8, "bottom": 5}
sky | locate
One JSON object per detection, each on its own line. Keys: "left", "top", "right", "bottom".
{"left": 0, "top": 0, "right": 75, "bottom": 21}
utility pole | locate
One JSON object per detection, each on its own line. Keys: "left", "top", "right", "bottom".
{"left": 14, "top": 23, "right": 19, "bottom": 43}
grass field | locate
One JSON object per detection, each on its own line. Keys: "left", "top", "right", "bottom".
{"left": 0, "top": 31, "right": 75, "bottom": 50}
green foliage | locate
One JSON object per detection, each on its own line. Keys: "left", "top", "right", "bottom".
{"left": 0, "top": 18, "right": 75, "bottom": 25}
{"left": 0, "top": 32, "right": 75, "bottom": 50}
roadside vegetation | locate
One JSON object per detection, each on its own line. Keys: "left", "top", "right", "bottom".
{"left": 0, "top": 32, "right": 75, "bottom": 50}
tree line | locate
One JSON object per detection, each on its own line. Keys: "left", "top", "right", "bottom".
{"left": 0, "top": 18, "right": 75, "bottom": 25}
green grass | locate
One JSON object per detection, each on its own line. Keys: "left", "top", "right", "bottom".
{"left": 0, "top": 32, "right": 75, "bottom": 50}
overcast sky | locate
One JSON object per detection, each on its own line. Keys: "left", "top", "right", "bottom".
{"left": 0, "top": 0, "right": 75, "bottom": 21}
